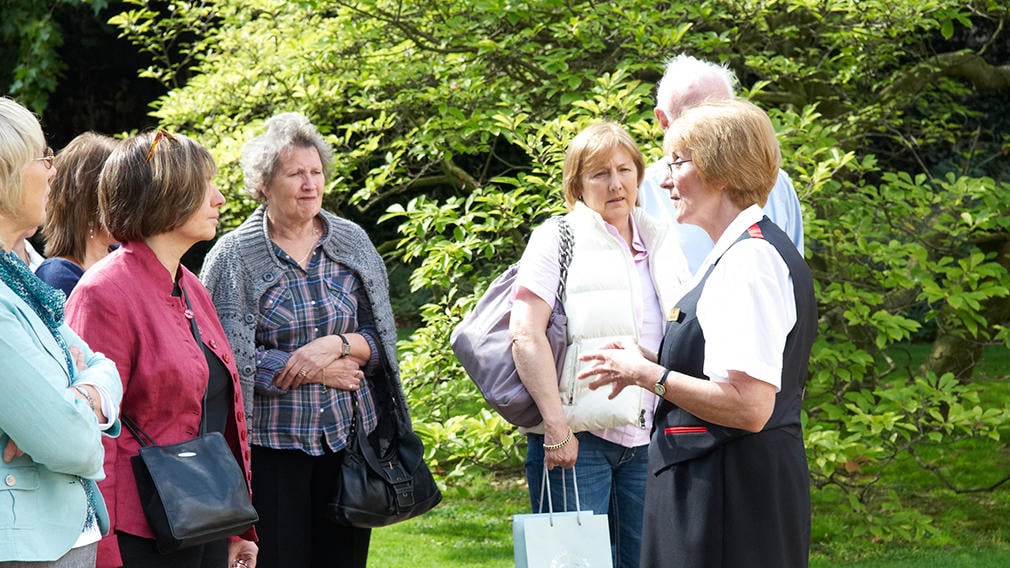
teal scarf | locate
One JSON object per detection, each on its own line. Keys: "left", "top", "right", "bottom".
{"left": 0, "top": 250, "right": 74, "bottom": 373}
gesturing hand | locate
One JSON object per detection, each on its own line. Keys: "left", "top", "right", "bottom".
{"left": 578, "top": 339, "right": 653, "bottom": 399}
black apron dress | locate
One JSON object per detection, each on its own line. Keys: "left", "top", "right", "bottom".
{"left": 641, "top": 217, "right": 817, "bottom": 568}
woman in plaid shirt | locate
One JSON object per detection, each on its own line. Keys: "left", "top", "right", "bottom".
{"left": 202, "top": 112, "right": 407, "bottom": 568}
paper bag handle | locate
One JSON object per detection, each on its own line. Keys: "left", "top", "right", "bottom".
{"left": 538, "top": 466, "right": 584, "bottom": 526}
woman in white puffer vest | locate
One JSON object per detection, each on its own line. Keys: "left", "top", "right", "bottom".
{"left": 509, "top": 121, "right": 689, "bottom": 568}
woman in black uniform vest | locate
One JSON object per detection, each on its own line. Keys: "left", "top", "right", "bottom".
{"left": 578, "top": 99, "right": 817, "bottom": 568}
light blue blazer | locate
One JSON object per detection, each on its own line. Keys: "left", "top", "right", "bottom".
{"left": 0, "top": 282, "right": 122, "bottom": 562}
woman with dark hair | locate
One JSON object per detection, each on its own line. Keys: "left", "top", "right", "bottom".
{"left": 36, "top": 132, "right": 118, "bottom": 296}
{"left": 0, "top": 96, "right": 122, "bottom": 567}
{"left": 65, "top": 130, "right": 257, "bottom": 568}
{"left": 202, "top": 112, "right": 407, "bottom": 568}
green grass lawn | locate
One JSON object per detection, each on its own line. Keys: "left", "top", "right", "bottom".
{"left": 368, "top": 475, "right": 1010, "bottom": 567}
{"left": 369, "top": 477, "right": 527, "bottom": 567}
{"left": 370, "top": 344, "right": 1010, "bottom": 566}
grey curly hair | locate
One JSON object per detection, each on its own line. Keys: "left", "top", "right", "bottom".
{"left": 241, "top": 112, "right": 334, "bottom": 202}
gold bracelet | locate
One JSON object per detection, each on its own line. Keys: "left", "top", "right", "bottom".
{"left": 543, "top": 428, "right": 573, "bottom": 452}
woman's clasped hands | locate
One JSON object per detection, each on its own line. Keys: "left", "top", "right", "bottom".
{"left": 274, "top": 335, "right": 364, "bottom": 391}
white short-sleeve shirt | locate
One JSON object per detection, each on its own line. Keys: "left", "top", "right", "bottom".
{"left": 693, "top": 205, "right": 796, "bottom": 391}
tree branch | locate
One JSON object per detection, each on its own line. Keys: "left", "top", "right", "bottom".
{"left": 404, "top": 159, "right": 479, "bottom": 191}
{"left": 881, "top": 50, "right": 1010, "bottom": 98}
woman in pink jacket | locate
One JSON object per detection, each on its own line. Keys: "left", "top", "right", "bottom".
{"left": 66, "top": 131, "right": 258, "bottom": 568}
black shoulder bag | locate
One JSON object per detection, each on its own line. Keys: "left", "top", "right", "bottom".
{"left": 121, "top": 286, "right": 258, "bottom": 553}
{"left": 328, "top": 381, "right": 442, "bottom": 527}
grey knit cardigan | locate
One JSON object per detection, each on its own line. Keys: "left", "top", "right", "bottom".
{"left": 200, "top": 205, "right": 407, "bottom": 423}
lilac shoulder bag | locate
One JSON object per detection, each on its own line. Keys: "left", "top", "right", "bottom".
{"left": 450, "top": 217, "right": 574, "bottom": 427}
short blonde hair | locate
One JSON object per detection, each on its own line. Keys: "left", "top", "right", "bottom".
{"left": 0, "top": 97, "right": 46, "bottom": 220}
{"left": 99, "top": 130, "right": 216, "bottom": 242}
{"left": 562, "top": 121, "right": 645, "bottom": 209}
{"left": 663, "top": 99, "right": 779, "bottom": 209}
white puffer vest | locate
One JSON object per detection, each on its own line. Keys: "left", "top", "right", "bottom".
{"left": 558, "top": 202, "right": 686, "bottom": 432}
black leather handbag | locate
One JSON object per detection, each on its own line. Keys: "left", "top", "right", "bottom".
{"left": 123, "top": 418, "right": 259, "bottom": 553}
{"left": 328, "top": 391, "right": 442, "bottom": 528}
{"left": 121, "top": 286, "right": 258, "bottom": 553}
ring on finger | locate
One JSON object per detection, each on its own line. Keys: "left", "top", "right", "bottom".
{"left": 298, "top": 369, "right": 308, "bottom": 378}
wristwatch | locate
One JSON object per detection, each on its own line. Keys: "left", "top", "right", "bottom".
{"left": 653, "top": 369, "right": 671, "bottom": 397}
{"left": 336, "top": 333, "right": 351, "bottom": 358}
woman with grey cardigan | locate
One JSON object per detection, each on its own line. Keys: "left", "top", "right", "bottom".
{"left": 201, "top": 112, "right": 406, "bottom": 568}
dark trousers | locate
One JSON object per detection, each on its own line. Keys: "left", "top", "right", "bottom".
{"left": 252, "top": 445, "right": 370, "bottom": 568}
{"left": 117, "top": 532, "right": 226, "bottom": 568}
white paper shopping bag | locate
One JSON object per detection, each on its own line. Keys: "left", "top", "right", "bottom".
{"left": 513, "top": 510, "right": 612, "bottom": 568}
{"left": 513, "top": 466, "right": 613, "bottom": 568}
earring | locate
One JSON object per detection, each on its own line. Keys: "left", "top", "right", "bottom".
{"left": 89, "top": 225, "right": 95, "bottom": 239}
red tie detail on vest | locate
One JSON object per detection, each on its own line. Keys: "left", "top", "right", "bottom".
{"left": 665, "top": 426, "right": 709, "bottom": 435}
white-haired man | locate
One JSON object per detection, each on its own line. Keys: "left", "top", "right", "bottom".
{"left": 639, "top": 54, "right": 805, "bottom": 275}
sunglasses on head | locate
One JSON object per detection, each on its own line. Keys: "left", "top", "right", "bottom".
{"left": 146, "top": 129, "right": 179, "bottom": 162}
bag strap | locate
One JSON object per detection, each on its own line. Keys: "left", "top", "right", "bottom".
{"left": 555, "top": 217, "right": 574, "bottom": 302}
{"left": 180, "top": 285, "right": 211, "bottom": 436}
{"left": 346, "top": 391, "right": 365, "bottom": 451}
{"left": 347, "top": 392, "right": 381, "bottom": 468}
{"left": 346, "top": 391, "right": 411, "bottom": 485}
{"left": 122, "top": 282, "right": 210, "bottom": 447}
{"left": 121, "top": 414, "right": 156, "bottom": 447}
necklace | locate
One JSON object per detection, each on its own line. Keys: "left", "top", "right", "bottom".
{"left": 295, "top": 221, "right": 322, "bottom": 267}
{"left": 267, "top": 216, "right": 323, "bottom": 268}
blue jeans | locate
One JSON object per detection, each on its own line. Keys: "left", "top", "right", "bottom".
{"left": 526, "top": 432, "right": 647, "bottom": 568}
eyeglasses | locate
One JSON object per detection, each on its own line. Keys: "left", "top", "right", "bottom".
{"left": 146, "top": 129, "right": 179, "bottom": 162}
{"left": 665, "top": 158, "right": 692, "bottom": 178}
{"left": 34, "top": 147, "right": 55, "bottom": 170}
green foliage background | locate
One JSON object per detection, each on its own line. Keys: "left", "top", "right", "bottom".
{"left": 51, "top": 0, "right": 1010, "bottom": 548}
{"left": 0, "top": 0, "right": 111, "bottom": 112}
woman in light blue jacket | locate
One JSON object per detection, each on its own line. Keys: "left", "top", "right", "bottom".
{"left": 0, "top": 97, "right": 122, "bottom": 567}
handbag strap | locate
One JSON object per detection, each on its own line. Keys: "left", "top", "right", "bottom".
{"left": 347, "top": 391, "right": 365, "bottom": 449}
{"left": 121, "top": 414, "right": 156, "bottom": 447}
{"left": 122, "top": 282, "right": 210, "bottom": 448}
{"left": 179, "top": 285, "right": 210, "bottom": 436}
{"left": 555, "top": 217, "right": 574, "bottom": 302}
{"left": 346, "top": 391, "right": 389, "bottom": 477}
